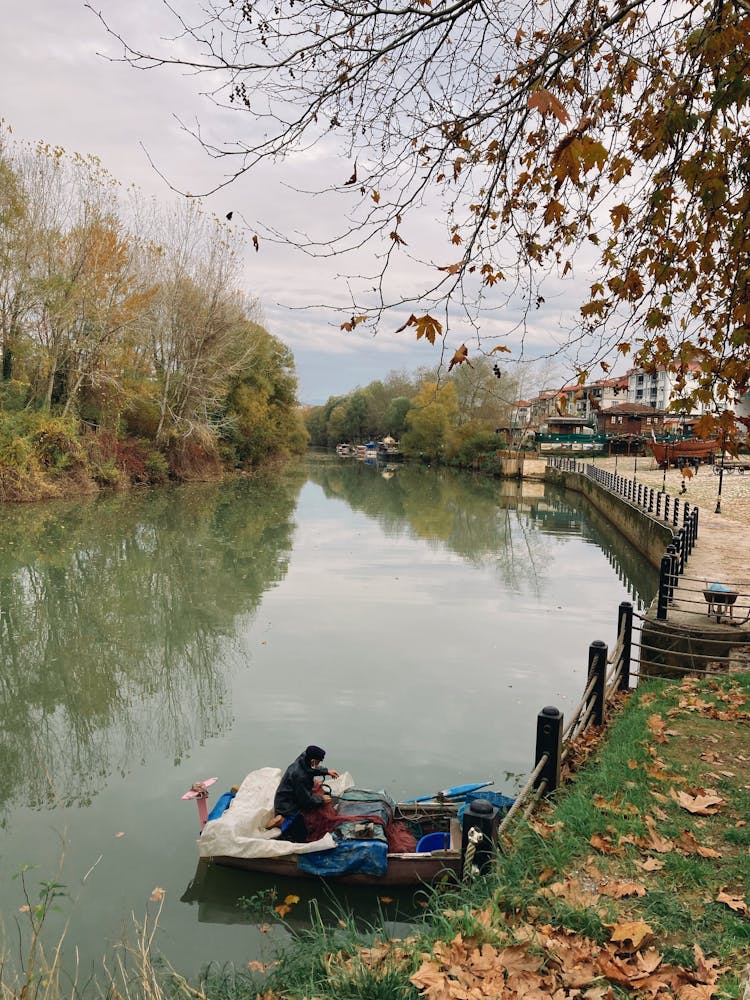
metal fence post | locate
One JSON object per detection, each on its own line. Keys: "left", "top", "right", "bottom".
{"left": 617, "top": 602, "right": 633, "bottom": 688}
{"left": 657, "top": 556, "right": 671, "bottom": 620}
{"left": 534, "top": 706, "right": 563, "bottom": 794}
{"left": 589, "top": 640, "right": 608, "bottom": 726}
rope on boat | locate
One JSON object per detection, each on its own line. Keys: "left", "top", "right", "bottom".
{"left": 462, "top": 826, "right": 483, "bottom": 881}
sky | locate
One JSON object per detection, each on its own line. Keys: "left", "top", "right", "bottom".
{"left": 0, "top": 0, "right": 588, "bottom": 404}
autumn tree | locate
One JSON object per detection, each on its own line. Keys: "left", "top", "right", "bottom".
{"left": 100, "top": 0, "right": 750, "bottom": 442}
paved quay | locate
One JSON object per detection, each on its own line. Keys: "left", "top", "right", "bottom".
{"left": 585, "top": 455, "right": 750, "bottom": 626}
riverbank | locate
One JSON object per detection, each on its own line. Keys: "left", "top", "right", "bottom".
{"left": 249, "top": 670, "right": 750, "bottom": 999}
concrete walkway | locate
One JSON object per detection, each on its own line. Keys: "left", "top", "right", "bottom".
{"left": 584, "top": 456, "right": 750, "bottom": 630}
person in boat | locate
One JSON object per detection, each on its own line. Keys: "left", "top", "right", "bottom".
{"left": 267, "top": 744, "right": 339, "bottom": 839}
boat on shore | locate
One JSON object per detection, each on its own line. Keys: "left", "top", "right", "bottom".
{"left": 648, "top": 437, "right": 718, "bottom": 467}
{"left": 186, "top": 769, "right": 511, "bottom": 886}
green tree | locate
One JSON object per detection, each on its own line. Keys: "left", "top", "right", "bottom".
{"left": 343, "top": 390, "right": 369, "bottom": 442}
{"left": 224, "top": 330, "right": 308, "bottom": 466}
{"left": 401, "top": 382, "right": 458, "bottom": 462}
{"left": 383, "top": 395, "right": 411, "bottom": 439}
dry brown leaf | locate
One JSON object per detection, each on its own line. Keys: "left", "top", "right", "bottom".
{"left": 676, "top": 830, "right": 722, "bottom": 858}
{"left": 542, "top": 879, "right": 599, "bottom": 907}
{"left": 608, "top": 919, "right": 654, "bottom": 953}
{"left": 637, "top": 856, "right": 665, "bottom": 872}
{"left": 598, "top": 880, "right": 646, "bottom": 899}
{"left": 589, "top": 833, "right": 625, "bottom": 855}
{"left": 716, "top": 889, "right": 749, "bottom": 915}
{"left": 670, "top": 788, "right": 725, "bottom": 815}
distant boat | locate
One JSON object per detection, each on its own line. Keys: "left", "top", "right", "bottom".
{"left": 648, "top": 438, "right": 718, "bottom": 467}
{"left": 335, "top": 443, "right": 354, "bottom": 456}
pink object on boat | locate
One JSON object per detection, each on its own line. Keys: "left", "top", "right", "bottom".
{"left": 182, "top": 777, "right": 218, "bottom": 828}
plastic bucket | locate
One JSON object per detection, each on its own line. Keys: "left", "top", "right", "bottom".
{"left": 415, "top": 831, "right": 449, "bottom": 853}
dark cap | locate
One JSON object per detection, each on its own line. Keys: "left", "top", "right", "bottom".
{"left": 305, "top": 744, "right": 325, "bottom": 763}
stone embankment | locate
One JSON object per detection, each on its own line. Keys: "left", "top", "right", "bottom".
{"left": 548, "top": 454, "right": 750, "bottom": 677}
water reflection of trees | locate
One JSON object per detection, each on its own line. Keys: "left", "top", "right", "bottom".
{"left": 0, "top": 469, "right": 305, "bottom": 814}
{"left": 308, "top": 457, "right": 657, "bottom": 605}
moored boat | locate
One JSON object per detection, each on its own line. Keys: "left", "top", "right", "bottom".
{"left": 648, "top": 437, "right": 718, "bottom": 467}
{"left": 185, "top": 769, "right": 512, "bottom": 886}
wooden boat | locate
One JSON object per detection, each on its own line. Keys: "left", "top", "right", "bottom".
{"left": 648, "top": 438, "right": 717, "bottom": 467}
{"left": 205, "top": 800, "right": 464, "bottom": 886}
{"left": 187, "top": 773, "right": 510, "bottom": 887}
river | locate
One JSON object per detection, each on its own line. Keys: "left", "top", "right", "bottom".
{"left": 0, "top": 454, "right": 657, "bottom": 984}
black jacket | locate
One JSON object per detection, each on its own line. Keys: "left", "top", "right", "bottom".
{"left": 274, "top": 753, "right": 330, "bottom": 816}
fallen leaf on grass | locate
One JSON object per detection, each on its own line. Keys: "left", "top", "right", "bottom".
{"left": 608, "top": 919, "right": 654, "bottom": 953}
{"left": 676, "top": 830, "right": 722, "bottom": 858}
{"left": 670, "top": 788, "right": 725, "bottom": 814}
{"left": 598, "top": 880, "right": 646, "bottom": 899}
{"left": 541, "top": 878, "right": 599, "bottom": 907}
{"left": 589, "top": 833, "right": 625, "bottom": 855}
{"left": 637, "top": 857, "right": 665, "bottom": 872}
{"left": 647, "top": 715, "right": 668, "bottom": 743}
{"left": 247, "top": 960, "right": 266, "bottom": 972}
{"left": 716, "top": 889, "right": 749, "bottom": 915}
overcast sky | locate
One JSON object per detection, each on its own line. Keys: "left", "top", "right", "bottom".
{"left": 0, "top": 0, "right": 586, "bottom": 404}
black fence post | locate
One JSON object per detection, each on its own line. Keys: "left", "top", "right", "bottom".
{"left": 589, "top": 640, "right": 608, "bottom": 726}
{"left": 657, "top": 556, "right": 671, "bottom": 620}
{"left": 534, "top": 706, "right": 563, "bottom": 794}
{"left": 617, "top": 602, "right": 633, "bottom": 689}
{"left": 678, "top": 526, "right": 688, "bottom": 567}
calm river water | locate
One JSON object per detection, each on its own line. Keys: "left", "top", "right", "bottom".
{"left": 0, "top": 454, "right": 657, "bottom": 982}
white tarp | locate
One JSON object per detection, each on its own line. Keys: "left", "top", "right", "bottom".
{"left": 197, "top": 766, "right": 355, "bottom": 859}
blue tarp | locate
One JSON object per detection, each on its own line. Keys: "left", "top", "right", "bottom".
{"left": 206, "top": 790, "right": 236, "bottom": 822}
{"left": 457, "top": 790, "right": 515, "bottom": 822}
{"left": 296, "top": 840, "right": 389, "bottom": 877}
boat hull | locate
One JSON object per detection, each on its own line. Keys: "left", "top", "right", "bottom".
{"left": 648, "top": 439, "right": 717, "bottom": 467}
{"left": 204, "top": 850, "right": 461, "bottom": 885}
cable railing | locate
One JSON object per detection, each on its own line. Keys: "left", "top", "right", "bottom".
{"left": 548, "top": 456, "right": 700, "bottom": 622}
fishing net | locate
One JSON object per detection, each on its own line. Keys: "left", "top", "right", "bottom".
{"left": 302, "top": 789, "right": 416, "bottom": 851}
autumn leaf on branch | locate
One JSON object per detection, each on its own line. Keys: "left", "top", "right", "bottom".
{"left": 340, "top": 315, "right": 368, "bottom": 332}
{"left": 344, "top": 161, "right": 358, "bottom": 185}
{"left": 490, "top": 345, "right": 511, "bottom": 354}
{"left": 395, "top": 313, "right": 442, "bottom": 344}
{"left": 448, "top": 343, "right": 472, "bottom": 371}
{"left": 528, "top": 88, "right": 571, "bottom": 124}
{"left": 389, "top": 230, "right": 407, "bottom": 246}
{"left": 437, "top": 260, "right": 465, "bottom": 275}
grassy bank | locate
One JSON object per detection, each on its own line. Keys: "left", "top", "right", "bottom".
{"left": 248, "top": 670, "right": 750, "bottom": 999}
